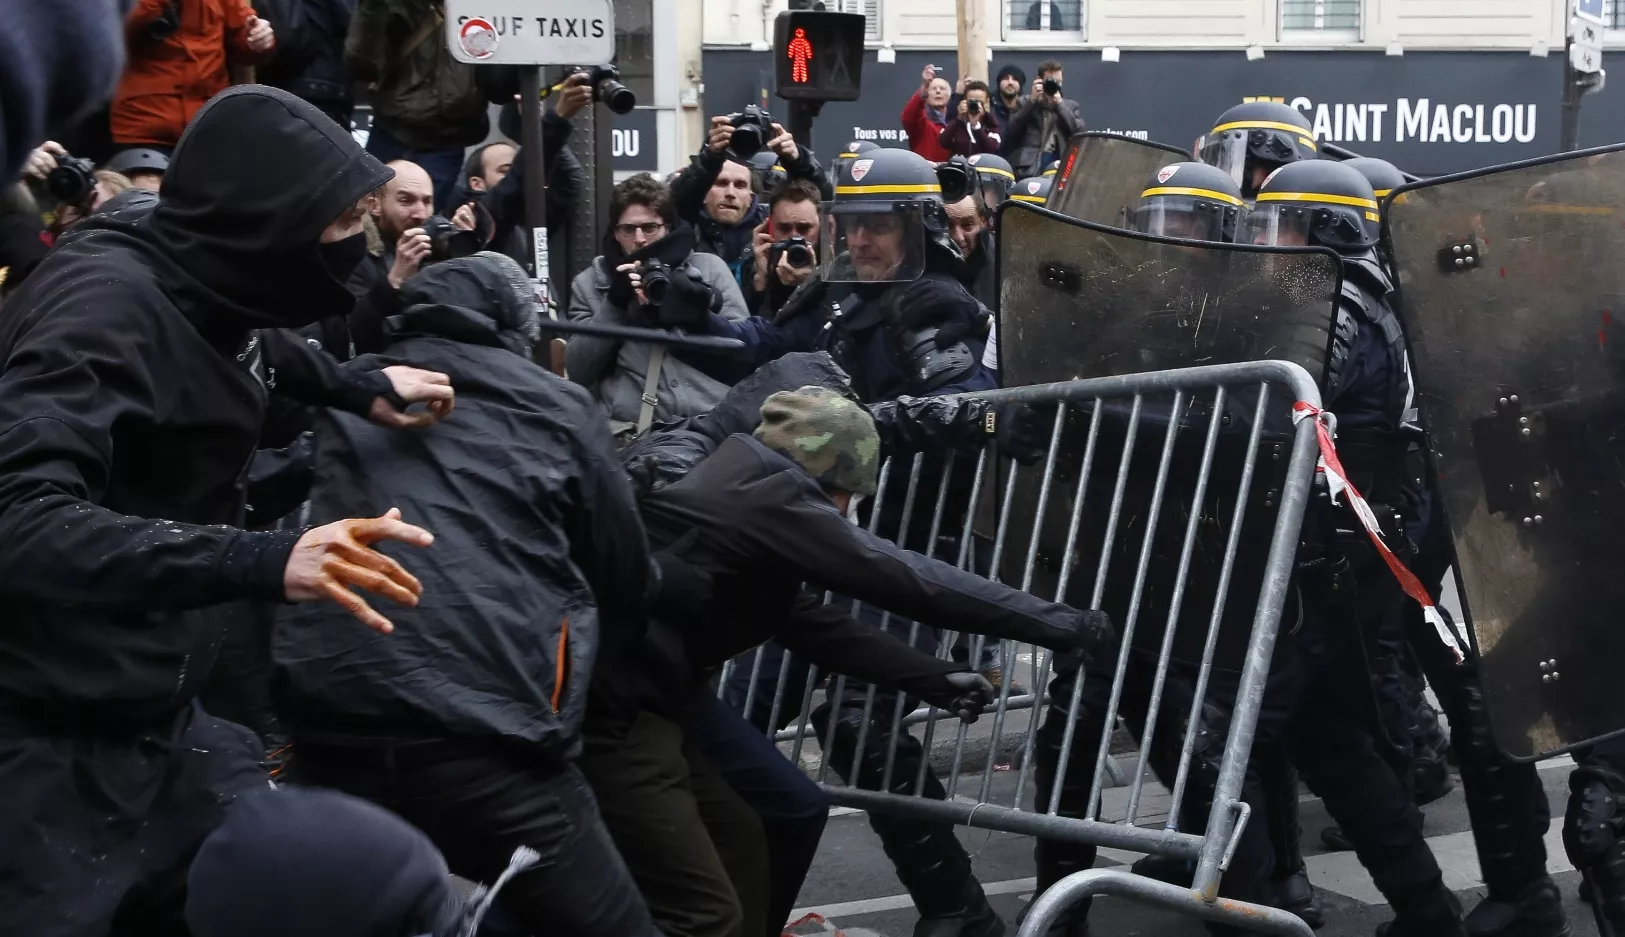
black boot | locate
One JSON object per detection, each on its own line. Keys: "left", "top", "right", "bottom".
{"left": 1274, "top": 869, "right": 1325, "bottom": 930}
{"left": 912, "top": 878, "right": 1006, "bottom": 937}
{"left": 1374, "top": 884, "right": 1465, "bottom": 937}
{"left": 1320, "top": 825, "right": 1353, "bottom": 851}
{"left": 1462, "top": 877, "right": 1572, "bottom": 937}
{"left": 1129, "top": 853, "right": 1193, "bottom": 887}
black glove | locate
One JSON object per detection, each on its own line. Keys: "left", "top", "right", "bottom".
{"left": 652, "top": 271, "right": 716, "bottom": 328}
{"left": 987, "top": 402, "right": 1049, "bottom": 466}
{"left": 649, "top": 547, "right": 713, "bottom": 617}
{"left": 896, "top": 275, "right": 981, "bottom": 350}
{"left": 920, "top": 671, "right": 995, "bottom": 723}
{"left": 1059, "top": 609, "right": 1116, "bottom": 656}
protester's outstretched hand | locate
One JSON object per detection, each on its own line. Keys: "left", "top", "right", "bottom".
{"left": 284, "top": 508, "right": 433, "bottom": 634}
{"left": 369, "top": 365, "right": 455, "bottom": 428}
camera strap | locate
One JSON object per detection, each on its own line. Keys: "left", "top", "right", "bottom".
{"left": 636, "top": 347, "right": 667, "bottom": 436}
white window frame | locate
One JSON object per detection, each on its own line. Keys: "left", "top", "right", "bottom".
{"left": 1277, "top": 0, "right": 1363, "bottom": 44}
{"left": 1001, "top": 0, "right": 1087, "bottom": 44}
{"left": 831, "top": 0, "right": 884, "bottom": 43}
{"left": 1605, "top": 0, "right": 1625, "bottom": 44}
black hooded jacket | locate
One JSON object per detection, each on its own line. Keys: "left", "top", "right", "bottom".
{"left": 0, "top": 85, "right": 394, "bottom": 727}
{"left": 275, "top": 254, "right": 652, "bottom": 756}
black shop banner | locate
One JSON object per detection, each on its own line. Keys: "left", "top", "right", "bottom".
{"left": 699, "top": 47, "right": 1625, "bottom": 177}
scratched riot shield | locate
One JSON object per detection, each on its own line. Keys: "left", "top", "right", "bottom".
{"left": 994, "top": 201, "right": 1341, "bottom": 669}
{"left": 1385, "top": 144, "right": 1625, "bottom": 759}
{"left": 1046, "top": 132, "right": 1193, "bottom": 227}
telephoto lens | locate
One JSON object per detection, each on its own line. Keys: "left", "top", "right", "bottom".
{"left": 587, "top": 65, "right": 636, "bottom": 115}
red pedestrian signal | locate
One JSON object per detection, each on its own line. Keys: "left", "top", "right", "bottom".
{"left": 773, "top": 11, "right": 864, "bottom": 102}
{"left": 788, "top": 27, "right": 813, "bottom": 83}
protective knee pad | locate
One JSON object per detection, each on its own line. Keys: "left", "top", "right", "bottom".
{"left": 1567, "top": 766, "right": 1625, "bottom": 928}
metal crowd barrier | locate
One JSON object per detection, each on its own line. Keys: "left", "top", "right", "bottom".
{"left": 723, "top": 361, "right": 1325, "bottom": 936}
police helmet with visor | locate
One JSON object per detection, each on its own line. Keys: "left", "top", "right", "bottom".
{"left": 1134, "top": 161, "right": 1245, "bottom": 242}
{"left": 749, "top": 150, "right": 789, "bottom": 197}
{"left": 1341, "top": 157, "right": 1408, "bottom": 212}
{"left": 967, "top": 153, "right": 1015, "bottom": 210}
{"left": 1242, "top": 159, "right": 1381, "bottom": 252}
{"left": 1197, "top": 101, "right": 1318, "bottom": 199}
{"left": 1008, "top": 174, "right": 1052, "bottom": 205}
{"left": 824, "top": 147, "right": 951, "bottom": 283}
{"left": 831, "top": 139, "right": 880, "bottom": 187}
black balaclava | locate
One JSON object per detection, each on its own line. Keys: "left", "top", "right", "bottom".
{"left": 143, "top": 85, "right": 394, "bottom": 334}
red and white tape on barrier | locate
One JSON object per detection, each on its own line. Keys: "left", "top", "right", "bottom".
{"left": 1291, "top": 402, "right": 1465, "bottom": 664}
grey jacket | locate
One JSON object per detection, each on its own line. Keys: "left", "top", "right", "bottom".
{"left": 1002, "top": 95, "right": 1085, "bottom": 178}
{"left": 565, "top": 252, "right": 750, "bottom": 429}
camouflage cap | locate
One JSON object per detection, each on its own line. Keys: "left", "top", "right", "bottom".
{"left": 754, "top": 386, "right": 880, "bottom": 497}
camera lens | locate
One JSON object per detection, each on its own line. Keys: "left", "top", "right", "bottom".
{"left": 641, "top": 265, "right": 671, "bottom": 304}
{"left": 1043, "top": 78, "right": 1061, "bottom": 96}
{"left": 45, "top": 158, "right": 95, "bottom": 206}
{"left": 596, "top": 78, "right": 636, "bottom": 115}
{"left": 730, "top": 124, "right": 765, "bottom": 160}
{"left": 785, "top": 243, "right": 813, "bottom": 268}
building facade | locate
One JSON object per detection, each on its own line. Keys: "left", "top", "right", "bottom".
{"left": 656, "top": 0, "right": 1625, "bottom": 176}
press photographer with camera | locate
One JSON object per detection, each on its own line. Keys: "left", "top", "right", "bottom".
{"left": 1002, "top": 59, "right": 1084, "bottom": 178}
{"left": 670, "top": 106, "right": 831, "bottom": 284}
{"left": 566, "top": 174, "right": 749, "bottom": 440}
{"left": 311, "top": 159, "right": 479, "bottom": 361}
{"left": 938, "top": 80, "right": 1004, "bottom": 158}
{"left": 0, "top": 142, "right": 135, "bottom": 297}
{"left": 741, "top": 179, "right": 821, "bottom": 318}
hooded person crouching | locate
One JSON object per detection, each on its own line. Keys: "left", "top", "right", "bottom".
{"left": 0, "top": 85, "right": 456, "bottom": 934}
{"left": 274, "top": 252, "right": 665, "bottom": 937}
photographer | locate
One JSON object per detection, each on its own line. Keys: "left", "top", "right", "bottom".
{"left": 1, "top": 142, "right": 132, "bottom": 296}
{"left": 467, "top": 70, "right": 592, "bottom": 279}
{"left": 937, "top": 80, "right": 1003, "bottom": 158}
{"left": 901, "top": 65, "right": 953, "bottom": 161}
{"left": 314, "top": 159, "right": 477, "bottom": 360}
{"left": 114, "top": 1, "right": 277, "bottom": 152}
{"left": 740, "top": 179, "right": 820, "bottom": 318}
{"left": 1002, "top": 59, "right": 1083, "bottom": 178}
{"left": 670, "top": 110, "right": 831, "bottom": 282}
{"left": 566, "top": 174, "right": 749, "bottom": 439}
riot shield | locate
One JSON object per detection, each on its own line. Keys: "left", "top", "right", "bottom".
{"left": 1385, "top": 144, "right": 1625, "bottom": 760}
{"left": 993, "top": 202, "right": 1341, "bottom": 670}
{"left": 1047, "top": 132, "right": 1193, "bottom": 227}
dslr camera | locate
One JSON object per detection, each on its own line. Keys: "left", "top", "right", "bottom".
{"left": 640, "top": 260, "right": 720, "bottom": 314}
{"left": 722, "top": 105, "right": 775, "bottom": 161}
{"left": 45, "top": 154, "right": 97, "bottom": 207}
{"left": 1042, "top": 77, "right": 1062, "bottom": 97}
{"left": 966, "top": 98, "right": 982, "bottom": 116}
{"left": 582, "top": 65, "right": 636, "bottom": 115}
{"left": 769, "top": 236, "right": 815, "bottom": 270}
{"left": 421, "top": 215, "right": 480, "bottom": 263}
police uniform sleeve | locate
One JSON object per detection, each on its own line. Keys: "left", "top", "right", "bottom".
{"left": 0, "top": 297, "right": 299, "bottom": 609}
{"left": 745, "top": 474, "right": 1109, "bottom": 652}
{"left": 778, "top": 588, "right": 964, "bottom": 696}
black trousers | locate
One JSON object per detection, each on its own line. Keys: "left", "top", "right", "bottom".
{"left": 0, "top": 703, "right": 268, "bottom": 937}
{"left": 292, "top": 739, "right": 662, "bottom": 937}
{"left": 578, "top": 708, "right": 770, "bottom": 937}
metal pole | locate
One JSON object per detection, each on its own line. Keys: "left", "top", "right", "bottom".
{"left": 1562, "top": 34, "right": 1583, "bottom": 152}
{"left": 786, "top": 100, "right": 821, "bottom": 150}
{"left": 519, "top": 67, "right": 550, "bottom": 308}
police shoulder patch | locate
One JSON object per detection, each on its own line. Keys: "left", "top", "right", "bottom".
{"left": 851, "top": 159, "right": 874, "bottom": 181}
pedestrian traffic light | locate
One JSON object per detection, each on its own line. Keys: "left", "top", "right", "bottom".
{"left": 773, "top": 10, "right": 865, "bottom": 102}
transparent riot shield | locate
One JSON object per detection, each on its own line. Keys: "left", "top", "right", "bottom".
{"left": 1047, "top": 132, "right": 1194, "bottom": 227}
{"left": 993, "top": 202, "right": 1341, "bottom": 670}
{"left": 1385, "top": 144, "right": 1625, "bottom": 760}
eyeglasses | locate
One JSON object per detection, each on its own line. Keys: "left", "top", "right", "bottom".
{"left": 615, "top": 222, "right": 667, "bottom": 237}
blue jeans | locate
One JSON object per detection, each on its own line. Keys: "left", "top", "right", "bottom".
{"left": 688, "top": 693, "right": 828, "bottom": 935}
{"left": 364, "top": 123, "right": 466, "bottom": 213}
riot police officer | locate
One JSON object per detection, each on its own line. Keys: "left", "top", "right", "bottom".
{"left": 968, "top": 152, "right": 1016, "bottom": 210}
{"left": 749, "top": 149, "right": 789, "bottom": 198}
{"left": 680, "top": 146, "right": 1012, "bottom": 937}
{"left": 1344, "top": 156, "right": 1408, "bottom": 203}
{"left": 1243, "top": 158, "right": 1470, "bottom": 937}
{"left": 1009, "top": 173, "right": 1053, "bottom": 206}
{"left": 1129, "top": 160, "right": 1244, "bottom": 241}
{"left": 1196, "top": 101, "right": 1318, "bottom": 199}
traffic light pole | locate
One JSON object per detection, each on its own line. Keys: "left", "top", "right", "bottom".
{"left": 787, "top": 100, "right": 822, "bottom": 151}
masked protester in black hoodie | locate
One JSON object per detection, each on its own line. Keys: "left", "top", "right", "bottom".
{"left": 0, "top": 85, "right": 456, "bottom": 934}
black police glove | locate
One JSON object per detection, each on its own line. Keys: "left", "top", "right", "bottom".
{"left": 920, "top": 671, "right": 995, "bottom": 723}
{"left": 653, "top": 271, "right": 717, "bottom": 329}
{"left": 986, "top": 402, "right": 1050, "bottom": 466}
{"left": 896, "top": 276, "right": 982, "bottom": 350}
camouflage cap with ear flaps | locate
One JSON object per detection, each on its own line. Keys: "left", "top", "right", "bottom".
{"left": 754, "top": 386, "right": 881, "bottom": 496}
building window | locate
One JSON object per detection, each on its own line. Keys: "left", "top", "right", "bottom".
{"left": 1607, "top": 0, "right": 1625, "bottom": 29}
{"left": 833, "top": 0, "right": 882, "bottom": 41}
{"left": 1005, "top": 0, "right": 1084, "bottom": 36}
{"left": 1279, "top": 0, "right": 1361, "bottom": 39}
